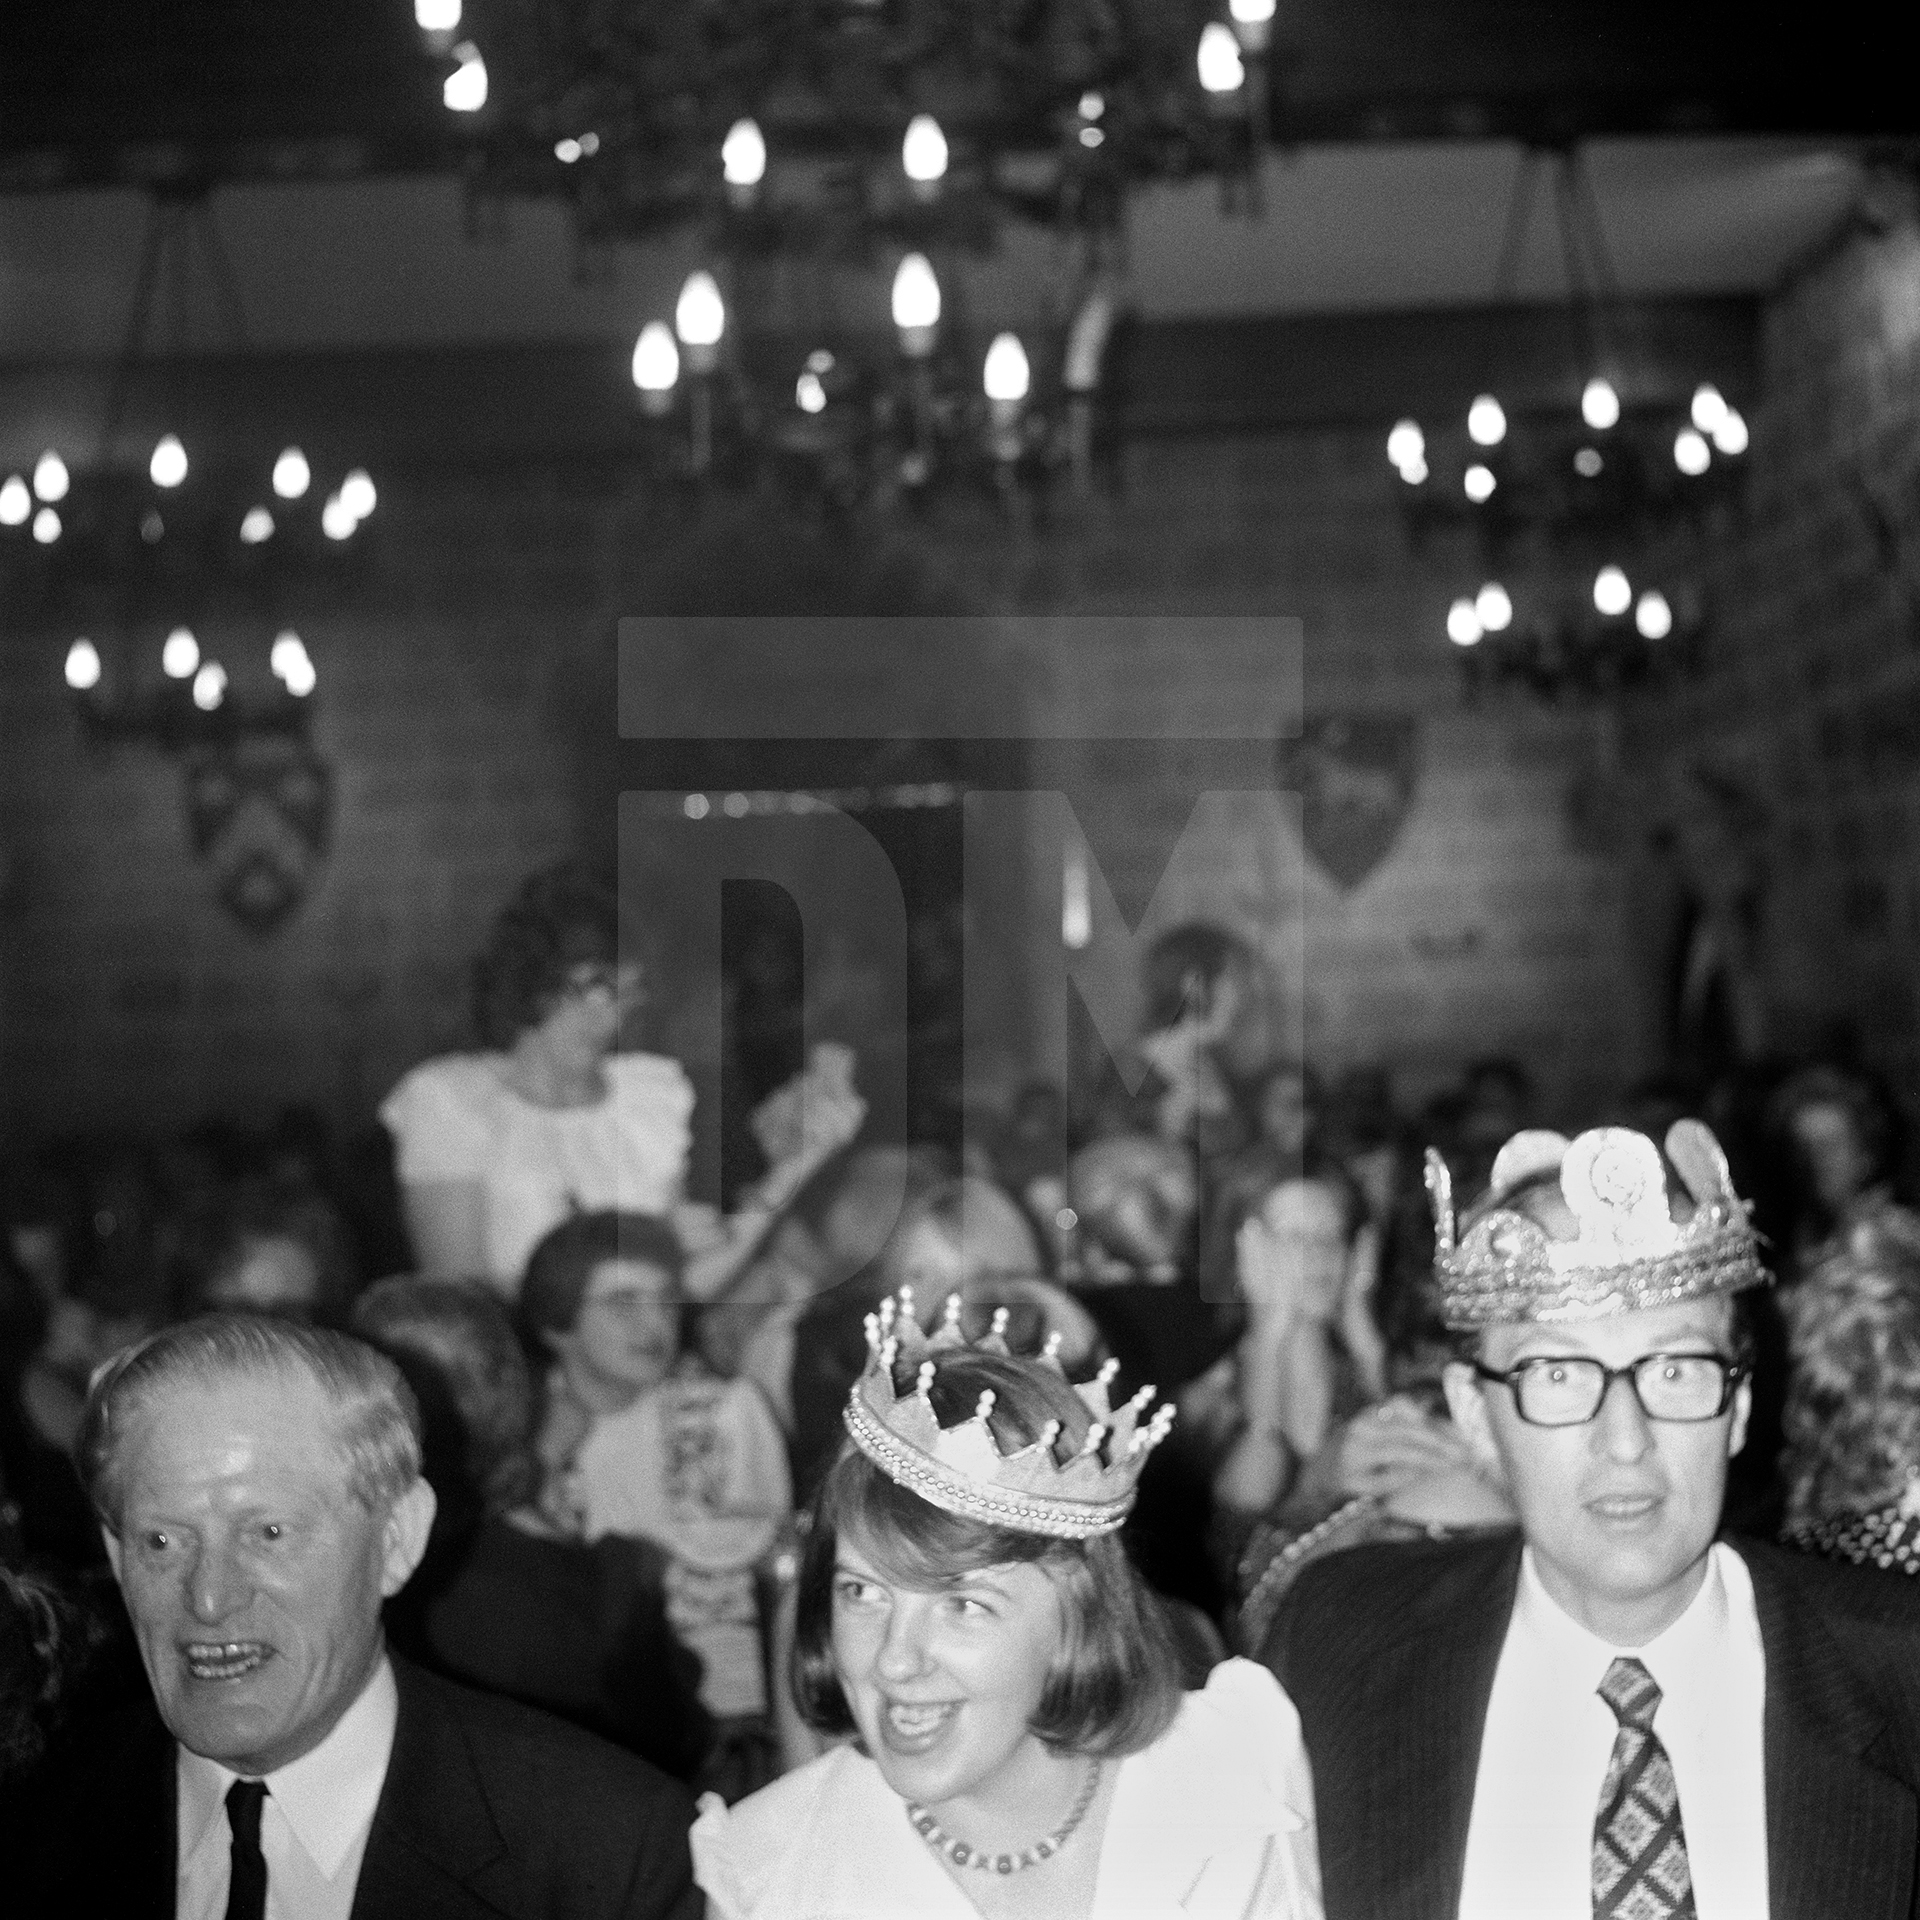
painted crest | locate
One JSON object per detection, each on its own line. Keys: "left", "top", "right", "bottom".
{"left": 1275, "top": 712, "right": 1421, "bottom": 890}
{"left": 183, "top": 740, "right": 334, "bottom": 933}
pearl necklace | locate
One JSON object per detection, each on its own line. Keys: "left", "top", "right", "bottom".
{"left": 907, "top": 1759, "right": 1104, "bottom": 1875}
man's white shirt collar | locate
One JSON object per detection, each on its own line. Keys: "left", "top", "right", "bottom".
{"left": 177, "top": 1653, "right": 398, "bottom": 1882}
{"left": 1509, "top": 1539, "right": 1750, "bottom": 1716}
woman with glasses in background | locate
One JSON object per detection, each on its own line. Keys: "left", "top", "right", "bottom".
{"left": 382, "top": 861, "right": 862, "bottom": 1302}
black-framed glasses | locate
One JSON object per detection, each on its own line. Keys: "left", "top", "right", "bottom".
{"left": 1473, "top": 1352, "right": 1747, "bottom": 1427}
{"left": 565, "top": 961, "right": 644, "bottom": 1005}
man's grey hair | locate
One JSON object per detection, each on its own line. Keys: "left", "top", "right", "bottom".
{"left": 78, "top": 1314, "right": 424, "bottom": 1536}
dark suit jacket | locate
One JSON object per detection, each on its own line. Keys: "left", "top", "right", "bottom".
{"left": 8, "top": 1653, "right": 701, "bottom": 1920}
{"left": 395, "top": 1517, "right": 714, "bottom": 1783}
{"left": 1263, "top": 1532, "right": 1920, "bottom": 1920}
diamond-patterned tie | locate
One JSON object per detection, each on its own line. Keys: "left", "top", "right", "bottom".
{"left": 1592, "top": 1657, "right": 1696, "bottom": 1920}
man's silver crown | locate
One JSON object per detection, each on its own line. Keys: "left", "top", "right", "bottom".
{"left": 1428, "top": 1119, "right": 1767, "bottom": 1330}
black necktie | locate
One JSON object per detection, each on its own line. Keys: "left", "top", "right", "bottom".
{"left": 224, "top": 1778, "right": 268, "bottom": 1920}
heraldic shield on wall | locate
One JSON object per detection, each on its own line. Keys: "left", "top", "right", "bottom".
{"left": 1276, "top": 712, "right": 1421, "bottom": 890}
{"left": 184, "top": 739, "right": 334, "bottom": 934}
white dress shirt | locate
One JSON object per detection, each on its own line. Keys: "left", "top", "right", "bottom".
{"left": 1456, "top": 1542, "right": 1768, "bottom": 1920}
{"left": 176, "top": 1655, "right": 398, "bottom": 1920}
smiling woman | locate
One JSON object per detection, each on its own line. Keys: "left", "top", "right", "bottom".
{"left": 796, "top": 1356, "right": 1182, "bottom": 1771}
{"left": 692, "top": 1336, "right": 1322, "bottom": 1919}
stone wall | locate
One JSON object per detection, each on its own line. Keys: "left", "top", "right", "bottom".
{"left": 3, "top": 298, "right": 1806, "bottom": 1156}
{"left": 1618, "top": 191, "right": 1920, "bottom": 1088}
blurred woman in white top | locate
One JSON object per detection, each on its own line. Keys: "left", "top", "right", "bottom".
{"left": 382, "top": 862, "right": 861, "bottom": 1299}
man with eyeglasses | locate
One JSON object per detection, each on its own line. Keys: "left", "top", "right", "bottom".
{"left": 1262, "top": 1120, "right": 1920, "bottom": 1920}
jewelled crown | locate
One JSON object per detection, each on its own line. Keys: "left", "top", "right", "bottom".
{"left": 1428, "top": 1119, "right": 1767, "bottom": 1330}
{"left": 843, "top": 1288, "right": 1175, "bottom": 1540}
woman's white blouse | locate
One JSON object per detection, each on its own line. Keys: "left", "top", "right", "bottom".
{"left": 692, "top": 1658, "right": 1322, "bottom": 1919}
{"left": 380, "top": 1051, "right": 694, "bottom": 1289}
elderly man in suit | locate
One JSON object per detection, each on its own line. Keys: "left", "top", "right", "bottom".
{"left": 1263, "top": 1119, "right": 1920, "bottom": 1920}
{"left": 13, "top": 1313, "right": 700, "bottom": 1919}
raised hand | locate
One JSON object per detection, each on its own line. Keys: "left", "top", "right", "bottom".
{"left": 751, "top": 1042, "right": 867, "bottom": 1184}
{"left": 1314, "top": 1398, "right": 1470, "bottom": 1502}
{"left": 1236, "top": 1213, "right": 1308, "bottom": 1327}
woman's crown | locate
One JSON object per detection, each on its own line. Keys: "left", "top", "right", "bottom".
{"left": 1429, "top": 1119, "right": 1767, "bottom": 1330}
{"left": 842, "top": 1288, "right": 1174, "bottom": 1540}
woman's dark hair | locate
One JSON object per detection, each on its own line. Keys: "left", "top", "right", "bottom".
{"left": 1139, "top": 922, "right": 1248, "bottom": 1035}
{"left": 791, "top": 1348, "right": 1183, "bottom": 1759}
{"left": 1, "top": 1566, "right": 120, "bottom": 1790}
{"left": 350, "top": 1277, "right": 539, "bottom": 1518}
{"left": 472, "top": 863, "right": 623, "bottom": 1050}
{"left": 520, "top": 1210, "right": 686, "bottom": 1340}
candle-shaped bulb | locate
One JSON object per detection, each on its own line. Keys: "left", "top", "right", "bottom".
{"left": 722, "top": 118, "right": 767, "bottom": 189}
{"left": 891, "top": 253, "right": 941, "bottom": 338}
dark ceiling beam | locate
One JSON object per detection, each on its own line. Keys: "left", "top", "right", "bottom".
{"left": 1120, "top": 299, "right": 1758, "bottom": 436}
{"left": 0, "top": 296, "right": 1758, "bottom": 482}
{"left": 0, "top": 4, "right": 1909, "bottom": 192}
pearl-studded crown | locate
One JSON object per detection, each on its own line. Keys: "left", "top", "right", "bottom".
{"left": 842, "top": 1288, "right": 1174, "bottom": 1540}
{"left": 1429, "top": 1119, "right": 1767, "bottom": 1330}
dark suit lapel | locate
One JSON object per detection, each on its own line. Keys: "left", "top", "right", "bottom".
{"left": 140, "top": 1734, "right": 180, "bottom": 1908}
{"left": 1743, "top": 1545, "right": 1919, "bottom": 1920}
{"left": 352, "top": 1661, "right": 519, "bottom": 1920}
{"left": 1337, "top": 1537, "right": 1521, "bottom": 1920}
{"left": 121, "top": 1716, "right": 179, "bottom": 1909}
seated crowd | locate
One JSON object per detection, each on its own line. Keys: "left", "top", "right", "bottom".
{"left": 4, "top": 866, "right": 1919, "bottom": 1919}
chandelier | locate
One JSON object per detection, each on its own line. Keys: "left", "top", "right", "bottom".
{"left": 414, "top": 0, "right": 1282, "bottom": 518}
{"left": 1382, "top": 147, "right": 1750, "bottom": 703}
{"left": 0, "top": 188, "right": 379, "bottom": 745}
